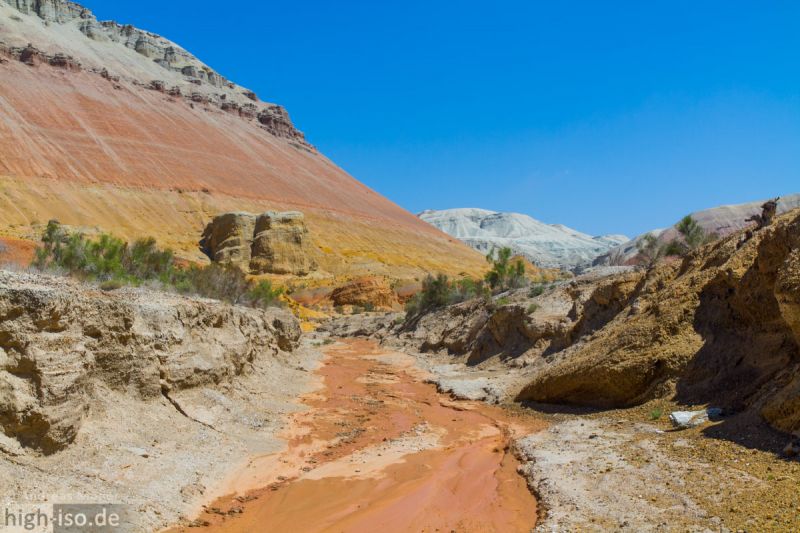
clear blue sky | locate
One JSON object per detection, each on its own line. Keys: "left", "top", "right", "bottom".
{"left": 84, "top": 1, "right": 799, "bottom": 236}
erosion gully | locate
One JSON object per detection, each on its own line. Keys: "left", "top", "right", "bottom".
{"left": 170, "top": 338, "right": 544, "bottom": 532}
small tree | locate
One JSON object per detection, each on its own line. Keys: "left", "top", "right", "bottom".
{"left": 676, "top": 215, "right": 717, "bottom": 250}
{"left": 637, "top": 233, "right": 664, "bottom": 267}
{"left": 663, "top": 216, "right": 718, "bottom": 257}
{"left": 485, "top": 247, "right": 526, "bottom": 291}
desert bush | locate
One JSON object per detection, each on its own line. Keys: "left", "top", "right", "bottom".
{"left": 485, "top": 247, "right": 526, "bottom": 291}
{"left": 453, "top": 277, "right": 490, "bottom": 303}
{"left": 32, "top": 222, "right": 283, "bottom": 308}
{"left": 528, "top": 284, "right": 546, "bottom": 298}
{"left": 527, "top": 303, "right": 539, "bottom": 314}
{"left": 179, "top": 262, "right": 250, "bottom": 304}
{"left": 639, "top": 216, "right": 719, "bottom": 265}
{"left": 123, "top": 237, "right": 175, "bottom": 281}
{"left": 99, "top": 279, "right": 123, "bottom": 291}
{"left": 405, "top": 273, "right": 492, "bottom": 317}
{"left": 636, "top": 233, "right": 665, "bottom": 267}
{"left": 247, "top": 279, "right": 285, "bottom": 308}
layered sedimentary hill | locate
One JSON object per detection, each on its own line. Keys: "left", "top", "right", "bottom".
{"left": 0, "top": 0, "right": 484, "bottom": 278}
{"left": 419, "top": 208, "right": 628, "bottom": 270}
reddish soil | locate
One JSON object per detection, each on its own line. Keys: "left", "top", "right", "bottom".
{"left": 169, "top": 339, "right": 544, "bottom": 532}
{"left": 0, "top": 62, "right": 441, "bottom": 232}
{"left": 0, "top": 236, "right": 37, "bottom": 266}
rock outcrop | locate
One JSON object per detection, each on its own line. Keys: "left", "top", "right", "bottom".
{"left": 330, "top": 277, "right": 399, "bottom": 310}
{"left": 201, "top": 211, "right": 317, "bottom": 276}
{"left": 0, "top": 270, "right": 301, "bottom": 454}
{"left": 198, "top": 212, "right": 257, "bottom": 269}
{"left": 0, "top": 0, "right": 308, "bottom": 144}
{"left": 419, "top": 208, "right": 628, "bottom": 271}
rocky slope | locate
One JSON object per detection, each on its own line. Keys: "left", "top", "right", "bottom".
{"left": 332, "top": 208, "right": 800, "bottom": 438}
{"left": 0, "top": 269, "right": 319, "bottom": 530}
{"left": 419, "top": 208, "right": 628, "bottom": 270}
{"left": 595, "top": 193, "right": 800, "bottom": 265}
{"left": 0, "top": 0, "right": 485, "bottom": 278}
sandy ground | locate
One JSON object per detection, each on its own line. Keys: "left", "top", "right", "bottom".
{"left": 168, "top": 337, "right": 545, "bottom": 533}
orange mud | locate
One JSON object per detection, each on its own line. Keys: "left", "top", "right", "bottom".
{"left": 169, "top": 339, "right": 544, "bottom": 533}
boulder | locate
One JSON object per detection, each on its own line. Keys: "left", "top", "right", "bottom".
{"left": 669, "top": 408, "right": 723, "bottom": 429}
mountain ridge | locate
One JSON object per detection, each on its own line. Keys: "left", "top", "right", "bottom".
{"left": 419, "top": 207, "right": 629, "bottom": 270}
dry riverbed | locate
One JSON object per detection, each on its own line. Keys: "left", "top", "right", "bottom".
{"left": 164, "top": 333, "right": 800, "bottom": 533}
{"left": 169, "top": 338, "right": 544, "bottom": 532}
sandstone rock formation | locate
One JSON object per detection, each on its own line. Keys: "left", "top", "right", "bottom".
{"left": 0, "top": 0, "right": 486, "bottom": 278}
{"left": 0, "top": 270, "right": 300, "bottom": 454}
{"left": 201, "top": 211, "right": 317, "bottom": 275}
{"left": 330, "top": 277, "right": 399, "bottom": 310}
{"left": 250, "top": 212, "right": 316, "bottom": 275}
{"left": 419, "top": 208, "right": 629, "bottom": 271}
{"left": 199, "top": 212, "right": 257, "bottom": 268}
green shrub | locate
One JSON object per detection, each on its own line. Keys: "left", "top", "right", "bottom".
{"left": 528, "top": 284, "right": 546, "bottom": 298}
{"left": 32, "top": 222, "right": 284, "bottom": 308}
{"left": 179, "top": 262, "right": 251, "bottom": 304}
{"left": 636, "top": 233, "right": 665, "bottom": 267}
{"left": 485, "top": 247, "right": 526, "bottom": 291}
{"left": 527, "top": 303, "right": 539, "bottom": 314}
{"left": 123, "top": 237, "right": 175, "bottom": 281}
{"left": 99, "top": 279, "right": 123, "bottom": 291}
{"left": 247, "top": 279, "right": 285, "bottom": 308}
{"left": 639, "top": 216, "right": 720, "bottom": 265}
{"left": 405, "top": 273, "right": 492, "bottom": 317}
{"left": 649, "top": 408, "right": 663, "bottom": 421}
{"left": 363, "top": 302, "right": 376, "bottom": 312}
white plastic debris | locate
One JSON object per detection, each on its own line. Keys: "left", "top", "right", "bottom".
{"left": 669, "top": 408, "right": 723, "bottom": 429}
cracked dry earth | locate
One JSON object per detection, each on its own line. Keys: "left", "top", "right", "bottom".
{"left": 169, "top": 338, "right": 545, "bottom": 532}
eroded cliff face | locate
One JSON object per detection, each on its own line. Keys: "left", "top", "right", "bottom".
{"left": 0, "top": 1, "right": 486, "bottom": 278}
{"left": 0, "top": 270, "right": 301, "bottom": 454}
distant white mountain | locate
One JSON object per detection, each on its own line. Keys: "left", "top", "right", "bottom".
{"left": 419, "top": 208, "right": 629, "bottom": 270}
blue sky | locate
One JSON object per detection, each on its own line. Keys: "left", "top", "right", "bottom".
{"left": 84, "top": 1, "right": 799, "bottom": 236}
